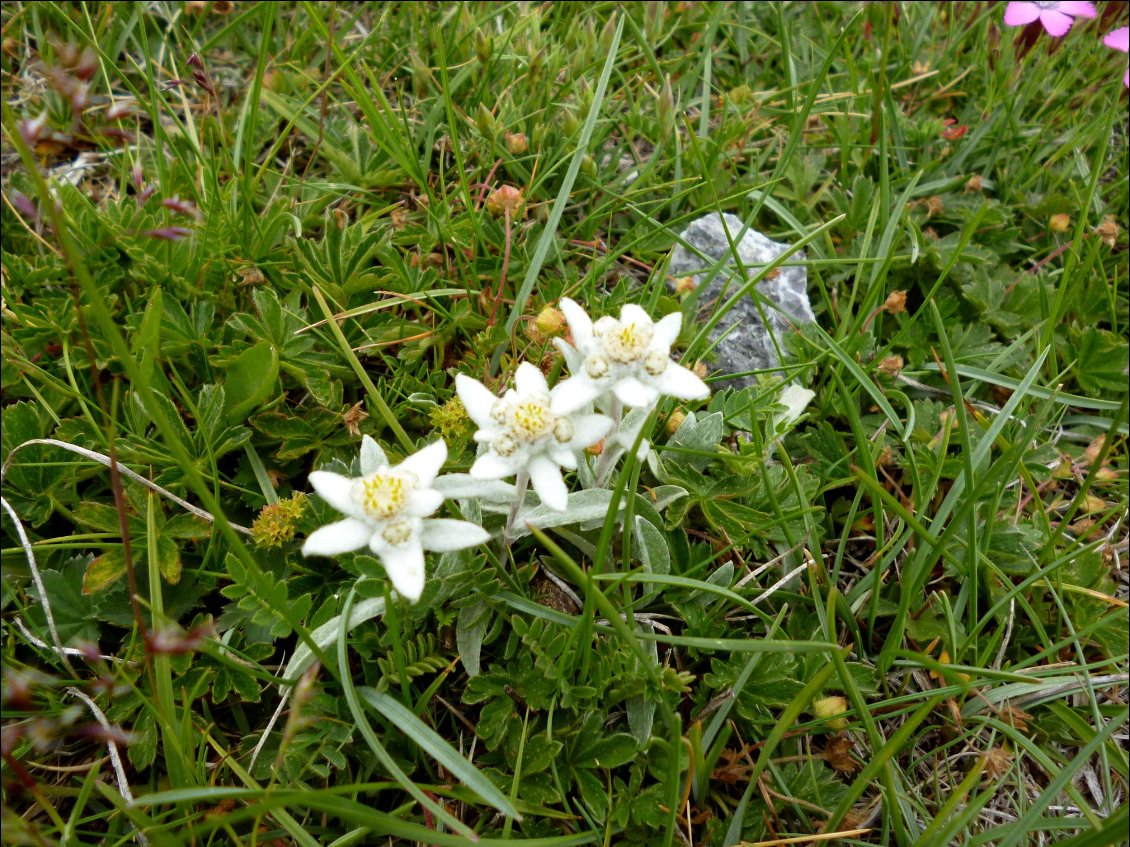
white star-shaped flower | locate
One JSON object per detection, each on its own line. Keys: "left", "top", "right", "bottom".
{"left": 456, "top": 362, "right": 613, "bottom": 511}
{"left": 551, "top": 298, "right": 709, "bottom": 415}
{"left": 302, "top": 437, "right": 489, "bottom": 603}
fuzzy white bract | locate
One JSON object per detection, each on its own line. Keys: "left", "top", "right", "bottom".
{"left": 302, "top": 436, "right": 489, "bottom": 602}
{"left": 551, "top": 298, "right": 709, "bottom": 415}
{"left": 456, "top": 363, "right": 613, "bottom": 511}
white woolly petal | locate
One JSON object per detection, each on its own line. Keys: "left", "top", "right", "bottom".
{"left": 652, "top": 362, "right": 710, "bottom": 401}
{"left": 653, "top": 312, "right": 682, "bottom": 348}
{"left": 302, "top": 518, "right": 373, "bottom": 557}
{"left": 406, "top": 488, "right": 444, "bottom": 518}
{"left": 470, "top": 452, "right": 521, "bottom": 480}
{"left": 773, "top": 383, "right": 815, "bottom": 432}
{"left": 528, "top": 455, "right": 568, "bottom": 512}
{"left": 455, "top": 375, "right": 498, "bottom": 429}
{"left": 432, "top": 473, "right": 517, "bottom": 501}
{"left": 396, "top": 440, "right": 447, "bottom": 488}
{"left": 360, "top": 435, "right": 389, "bottom": 476}
{"left": 419, "top": 519, "right": 491, "bottom": 552}
{"left": 551, "top": 377, "right": 603, "bottom": 415}
{"left": 515, "top": 362, "right": 549, "bottom": 396}
{"left": 553, "top": 337, "right": 585, "bottom": 372}
{"left": 309, "top": 471, "right": 358, "bottom": 517}
{"left": 568, "top": 413, "right": 614, "bottom": 449}
{"left": 559, "top": 298, "right": 593, "bottom": 349}
{"left": 618, "top": 303, "right": 654, "bottom": 329}
{"left": 378, "top": 542, "right": 427, "bottom": 603}
{"left": 550, "top": 447, "right": 578, "bottom": 469}
{"left": 612, "top": 376, "right": 655, "bottom": 408}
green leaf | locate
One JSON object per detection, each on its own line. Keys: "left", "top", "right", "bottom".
{"left": 155, "top": 535, "right": 181, "bottom": 585}
{"left": 223, "top": 341, "right": 280, "bottom": 424}
{"left": 456, "top": 599, "right": 491, "bottom": 678}
{"left": 589, "top": 733, "right": 639, "bottom": 769}
{"left": 84, "top": 549, "right": 128, "bottom": 594}
{"left": 74, "top": 501, "right": 132, "bottom": 534}
{"left": 1068, "top": 326, "right": 1130, "bottom": 394}
{"left": 359, "top": 688, "right": 520, "bottom": 820}
{"left": 633, "top": 516, "right": 670, "bottom": 574}
{"left": 304, "top": 369, "right": 343, "bottom": 409}
{"left": 28, "top": 558, "right": 103, "bottom": 642}
{"left": 162, "top": 513, "right": 212, "bottom": 540}
{"left": 128, "top": 711, "right": 158, "bottom": 771}
{"left": 575, "top": 768, "right": 609, "bottom": 822}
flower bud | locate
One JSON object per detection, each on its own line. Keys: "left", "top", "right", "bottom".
{"left": 486, "top": 185, "right": 525, "bottom": 219}
{"left": 475, "top": 30, "right": 492, "bottom": 65}
{"left": 580, "top": 153, "right": 597, "bottom": 178}
{"left": 1049, "top": 213, "right": 1070, "bottom": 233}
{"left": 504, "top": 131, "right": 528, "bottom": 154}
{"left": 665, "top": 408, "right": 686, "bottom": 436}
{"left": 657, "top": 75, "right": 675, "bottom": 137}
{"left": 728, "top": 84, "right": 753, "bottom": 106}
{"left": 812, "top": 695, "right": 849, "bottom": 731}
{"left": 1092, "top": 466, "right": 1118, "bottom": 485}
{"left": 561, "top": 110, "right": 581, "bottom": 137}
{"left": 476, "top": 104, "right": 497, "bottom": 140}
{"left": 536, "top": 305, "right": 567, "bottom": 337}
{"left": 1081, "top": 495, "right": 1106, "bottom": 514}
{"left": 598, "top": 15, "right": 617, "bottom": 56}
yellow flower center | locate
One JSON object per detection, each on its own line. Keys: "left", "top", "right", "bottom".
{"left": 509, "top": 398, "right": 552, "bottom": 441}
{"left": 602, "top": 320, "right": 653, "bottom": 364}
{"left": 358, "top": 472, "right": 410, "bottom": 521}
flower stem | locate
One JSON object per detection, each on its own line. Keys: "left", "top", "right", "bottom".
{"left": 505, "top": 470, "right": 530, "bottom": 540}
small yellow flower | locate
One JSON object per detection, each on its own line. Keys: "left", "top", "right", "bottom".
{"left": 250, "top": 493, "right": 308, "bottom": 548}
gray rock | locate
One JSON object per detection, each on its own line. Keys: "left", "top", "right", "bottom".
{"left": 668, "top": 212, "right": 814, "bottom": 387}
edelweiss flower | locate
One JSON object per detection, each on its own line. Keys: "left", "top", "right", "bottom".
{"left": 1003, "top": 1, "right": 1096, "bottom": 37}
{"left": 551, "top": 298, "right": 709, "bottom": 415}
{"left": 456, "top": 363, "right": 613, "bottom": 511}
{"left": 302, "top": 437, "right": 489, "bottom": 602}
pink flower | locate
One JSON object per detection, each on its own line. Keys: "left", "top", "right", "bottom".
{"left": 1104, "top": 26, "right": 1129, "bottom": 88}
{"left": 1003, "top": 2, "right": 1096, "bottom": 37}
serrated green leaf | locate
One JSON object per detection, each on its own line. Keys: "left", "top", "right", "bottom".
{"left": 128, "top": 711, "right": 158, "bottom": 771}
